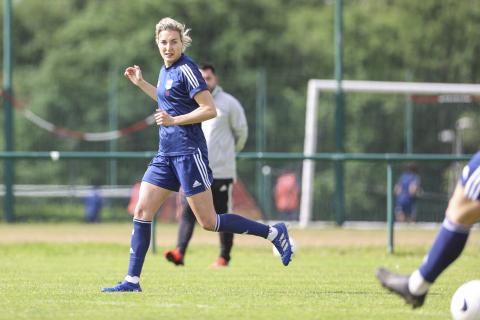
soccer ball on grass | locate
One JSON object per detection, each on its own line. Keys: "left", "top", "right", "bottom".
{"left": 451, "top": 280, "right": 480, "bottom": 320}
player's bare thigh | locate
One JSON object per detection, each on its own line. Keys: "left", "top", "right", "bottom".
{"left": 446, "top": 184, "right": 480, "bottom": 225}
{"left": 134, "top": 181, "right": 172, "bottom": 220}
{"left": 186, "top": 189, "right": 217, "bottom": 231}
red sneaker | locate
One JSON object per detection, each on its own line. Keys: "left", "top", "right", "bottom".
{"left": 164, "top": 248, "right": 184, "bottom": 266}
{"left": 209, "top": 256, "right": 229, "bottom": 268}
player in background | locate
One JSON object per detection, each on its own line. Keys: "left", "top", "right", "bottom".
{"left": 376, "top": 151, "right": 480, "bottom": 308}
{"left": 164, "top": 63, "right": 248, "bottom": 268}
{"left": 274, "top": 170, "right": 300, "bottom": 221}
{"left": 394, "top": 162, "right": 421, "bottom": 223}
{"left": 102, "top": 17, "right": 292, "bottom": 292}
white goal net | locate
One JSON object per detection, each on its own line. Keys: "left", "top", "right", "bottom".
{"left": 300, "top": 80, "right": 480, "bottom": 227}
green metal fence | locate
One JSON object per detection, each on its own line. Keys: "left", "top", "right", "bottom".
{"left": 0, "top": 151, "right": 472, "bottom": 253}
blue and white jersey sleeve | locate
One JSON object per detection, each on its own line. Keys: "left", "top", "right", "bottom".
{"left": 460, "top": 151, "right": 480, "bottom": 201}
{"left": 178, "top": 62, "right": 208, "bottom": 99}
{"left": 155, "top": 55, "right": 209, "bottom": 156}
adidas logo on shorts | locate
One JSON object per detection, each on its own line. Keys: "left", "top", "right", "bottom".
{"left": 192, "top": 180, "right": 202, "bottom": 188}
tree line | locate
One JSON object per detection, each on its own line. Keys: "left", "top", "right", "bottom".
{"left": 1, "top": 0, "right": 479, "bottom": 220}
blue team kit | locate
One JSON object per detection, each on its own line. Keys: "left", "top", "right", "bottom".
{"left": 460, "top": 151, "right": 480, "bottom": 201}
{"left": 143, "top": 54, "right": 213, "bottom": 196}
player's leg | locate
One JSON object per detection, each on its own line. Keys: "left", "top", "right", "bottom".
{"left": 403, "top": 202, "right": 413, "bottom": 223}
{"left": 178, "top": 205, "right": 197, "bottom": 255}
{"left": 186, "top": 190, "right": 293, "bottom": 266}
{"left": 217, "top": 230, "right": 234, "bottom": 266}
{"left": 102, "top": 182, "right": 172, "bottom": 292}
{"left": 210, "top": 179, "right": 234, "bottom": 267}
{"left": 413, "top": 186, "right": 480, "bottom": 289}
{"left": 377, "top": 152, "right": 480, "bottom": 307}
{"left": 165, "top": 202, "right": 196, "bottom": 266}
{"left": 129, "top": 182, "right": 172, "bottom": 275}
{"left": 411, "top": 158, "right": 480, "bottom": 287}
{"left": 103, "top": 157, "right": 179, "bottom": 292}
{"left": 395, "top": 203, "right": 406, "bottom": 222}
{"left": 175, "top": 149, "right": 293, "bottom": 266}
{"left": 377, "top": 186, "right": 480, "bottom": 307}
{"left": 410, "top": 202, "right": 417, "bottom": 223}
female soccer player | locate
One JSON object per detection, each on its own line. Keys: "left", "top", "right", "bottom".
{"left": 102, "top": 17, "right": 293, "bottom": 292}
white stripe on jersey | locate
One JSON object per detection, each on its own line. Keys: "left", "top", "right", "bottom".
{"left": 180, "top": 64, "right": 199, "bottom": 88}
{"left": 133, "top": 218, "right": 152, "bottom": 224}
{"left": 470, "top": 178, "right": 480, "bottom": 200}
{"left": 465, "top": 166, "right": 480, "bottom": 200}
{"left": 182, "top": 64, "right": 200, "bottom": 87}
{"left": 193, "top": 149, "right": 211, "bottom": 189}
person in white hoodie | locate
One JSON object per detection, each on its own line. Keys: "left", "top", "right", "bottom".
{"left": 164, "top": 63, "right": 248, "bottom": 267}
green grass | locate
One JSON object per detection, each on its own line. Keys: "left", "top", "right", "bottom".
{"left": 1, "top": 227, "right": 479, "bottom": 319}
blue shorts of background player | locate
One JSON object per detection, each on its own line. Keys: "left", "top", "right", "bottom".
{"left": 395, "top": 201, "right": 416, "bottom": 221}
{"left": 377, "top": 151, "right": 480, "bottom": 309}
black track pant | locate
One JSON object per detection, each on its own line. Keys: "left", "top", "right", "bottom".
{"left": 177, "top": 179, "right": 234, "bottom": 262}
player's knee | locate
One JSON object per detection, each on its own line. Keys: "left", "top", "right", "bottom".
{"left": 445, "top": 199, "right": 480, "bottom": 225}
{"left": 133, "top": 206, "right": 143, "bottom": 219}
{"left": 446, "top": 210, "right": 480, "bottom": 225}
{"left": 197, "top": 217, "right": 216, "bottom": 231}
{"left": 133, "top": 205, "right": 150, "bottom": 220}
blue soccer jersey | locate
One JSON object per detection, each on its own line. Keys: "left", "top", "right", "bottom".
{"left": 396, "top": 172, "right": 420, "bottom": 206}
{"left": 460, "top": 151, "right": 480, "bottom": 201}
{"left": 156, "top": 54, "right": 209, "bottom": 156}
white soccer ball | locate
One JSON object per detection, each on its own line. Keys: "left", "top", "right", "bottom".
{"left": 451, "top": 280, "right": 480, "bottom": 320}
{"left": 273, "top": 237, "right": 296, "bottom": 257}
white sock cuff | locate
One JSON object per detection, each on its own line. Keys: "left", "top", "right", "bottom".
{"left": 442, "top": 218, "right": 471, "bottom": 234}
{"left": 133, "top": 218, "right": 152, "bottom": 224}
{"left": 267, "top": 226, "right": 278, "bottom": 241}
{"left": 408, "top": 269, "right": 430, "bottom": 295}
{"left": 125, "top": 275, "right": 140, "bottom": 284}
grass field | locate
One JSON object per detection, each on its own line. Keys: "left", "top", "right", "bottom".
{"left": 1, "top": 223, "right": 479, "bottom": 320}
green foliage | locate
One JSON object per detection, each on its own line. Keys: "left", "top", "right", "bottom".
{"left": 2, "top": 0, "right": 480, "bottom": 221}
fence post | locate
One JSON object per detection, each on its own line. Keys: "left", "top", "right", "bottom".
{"left": 334, "top": 0, "right": 345, "bottom": 226}
{"left": 255, "top": 69, "right": 267, "bottom": 217}
{"left": 386, "top": 162, "right": 394, "bottom": 253}
{"left": 3, "top": 0, "right": 15, "bottom": 222}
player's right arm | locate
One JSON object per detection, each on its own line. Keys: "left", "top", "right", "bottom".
{"left": 124, "top": 65, "right": 157, "bottom": 102}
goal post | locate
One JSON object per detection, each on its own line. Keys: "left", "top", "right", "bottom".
{"left": 300, "top": 80, "right": 480, "bottom": 228}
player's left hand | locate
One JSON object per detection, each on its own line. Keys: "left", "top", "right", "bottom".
{"left": 155, "top": 109, "right": 175, "bottom": 126}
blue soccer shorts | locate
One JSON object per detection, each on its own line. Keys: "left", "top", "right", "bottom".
{"left": 142, "top": 148, "right": 213, "bottom": 197}
{"left": 395, "top": 201, "right": 416, "bottom": 216}
{"left": 460, "top": 151, "right": 480, "bottom": 201}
